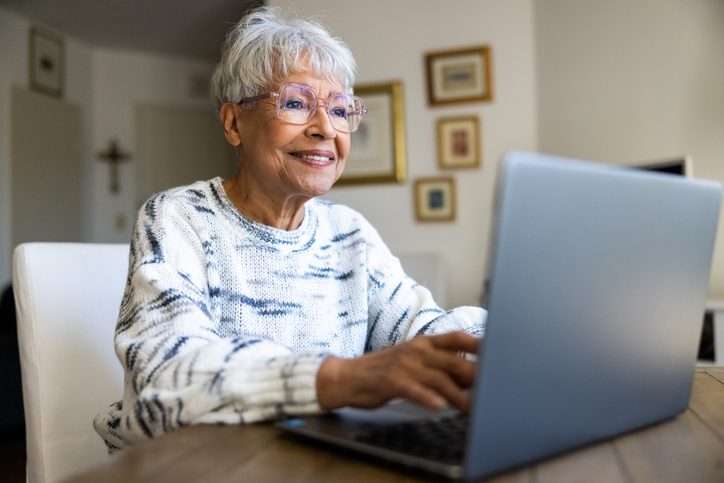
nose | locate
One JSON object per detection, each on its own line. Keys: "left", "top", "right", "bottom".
{"left": 306, "top": 100, "right": 337, "bottom": 139}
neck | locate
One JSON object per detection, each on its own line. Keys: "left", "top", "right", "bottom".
{"left": 222, "top": 175, "right": 308, "bottom": 231}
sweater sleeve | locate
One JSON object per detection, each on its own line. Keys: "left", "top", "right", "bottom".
{"left": 363, "top": 224, "right": 487, "bottom": 352}
{"left": 97, "top": 194, "right": 328, "bottom": 449}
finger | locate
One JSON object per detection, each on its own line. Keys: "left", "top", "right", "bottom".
{"left": 396, "top": 381, "right": 447, "bottom": 411}
{"left": 421, "top": 350, "right": 476, "bottom": 388}
{"left": 430, "top": 331, "right": 481, "bottom": 355}
{"left": 415, "top": 367, "right": 471, "bottom": 414}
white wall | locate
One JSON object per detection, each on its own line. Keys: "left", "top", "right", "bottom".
{"left": 0, "top": 7, "right": 218, "bottom": 287}
{"left": 269, "top": 0, "right": 538, "bottom": 308}
{"left": 89, "top": 50, "right": 216, "bottom": 243}
{"left": 535, "top": 0, "right": 724, "bottom": 299}
{"left": 13, "top": 1, "right": 717, "bottom": 306}
{"left": 2, "top": 1, "right": 540, "bottom": 309}
{"left": 0, "top": 7, "right": 94, "bottom": 286}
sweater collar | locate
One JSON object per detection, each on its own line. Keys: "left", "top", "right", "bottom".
{"left": 208, "top": 177, "right": 318, "bottom": 253}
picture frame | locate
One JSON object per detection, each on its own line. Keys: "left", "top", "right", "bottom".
{"left": 426, "top": 46, "right": 492, "bottom": 106}
{"left": 337, "top": 81, "right": 406, "bottom": 185}
{"left": 414, "top": 177, "right": 456, "bottom": 222}
{"left": 29, "top": 27, "right": 64, "bottom": 98}
{"left": 437, "top": 115, "right": 481, "bottom": 169}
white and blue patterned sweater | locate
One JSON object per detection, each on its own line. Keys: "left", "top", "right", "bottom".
{"left": 93, "top": 177, "right": 486, "bottom": 451}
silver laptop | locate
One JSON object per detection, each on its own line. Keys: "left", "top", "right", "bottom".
{"left": 277, "top": 151, "right": 722, "bottom": 480}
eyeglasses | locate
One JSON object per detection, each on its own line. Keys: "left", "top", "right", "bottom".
{"left": 237, "top": 83, "right": 367, "bottom": 133}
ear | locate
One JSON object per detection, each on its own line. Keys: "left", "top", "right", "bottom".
{"left": 220, "top": 103, "right": 242, "bottom": 147}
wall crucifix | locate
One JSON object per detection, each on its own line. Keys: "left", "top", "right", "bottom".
{"left": 98, "top": 139, "right": 130, "bottom": 194}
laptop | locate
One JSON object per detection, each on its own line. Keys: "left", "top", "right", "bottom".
{"left": 276, "top": 151, "right": 722, "bottom": 480}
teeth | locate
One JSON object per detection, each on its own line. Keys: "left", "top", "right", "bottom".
{"left": 293, "top": 154, "right": 331, "bottom": 161}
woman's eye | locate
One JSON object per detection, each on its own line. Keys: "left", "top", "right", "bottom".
{"left": 283, "top": 99, "right": 306, "bottom": 110}
{"left": 330, "top": 107, "right": 347, "bottom": 118}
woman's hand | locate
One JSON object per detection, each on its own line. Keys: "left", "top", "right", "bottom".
{"left": 316, "top": 331, "right": 479, "bottom": 414}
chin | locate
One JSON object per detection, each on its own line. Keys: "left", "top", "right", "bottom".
{"left": 297, "top": 170, "right": 342, "bottom": 198}
{"left": 290, "top": 178, "right": 328, "bottom": 198}
{"left": 304, "top": 184, "right": 334, "bottom": 198}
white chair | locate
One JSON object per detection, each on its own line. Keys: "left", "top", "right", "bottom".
{"left": 13, "top": 243, "right": 129, "bottom": 483}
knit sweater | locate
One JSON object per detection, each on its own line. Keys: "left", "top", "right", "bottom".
{"left": 93, "top": 177, "right": 487, "bottom": 451}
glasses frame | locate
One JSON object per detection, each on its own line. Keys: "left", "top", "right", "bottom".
{"left": 237, "top": 83, "right": 367, "bottom": 133}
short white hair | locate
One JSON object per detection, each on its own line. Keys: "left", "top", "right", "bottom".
{"left": 210, "top": 7, "right": 357, "bottom": 111}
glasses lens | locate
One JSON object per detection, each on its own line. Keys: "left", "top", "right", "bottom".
{"left": 278, "top": 85, "right": 315, "bottom": 125}
{"left": 328, "top": 94, "right": 364, "bottom": 133}
{"left": 276, "top": 85, "right": 365, "bottom": 132}
{"left": 327, "top": 94, "right": 351, "bottom": 132}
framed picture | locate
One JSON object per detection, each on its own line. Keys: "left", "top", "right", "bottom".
{"left": 337, "top": 82, "right": 406, "bottom": 185}
{"left": 29, "top": 28, "right": 64, "bottom": 97}
{"left": 426, "top": 46, "right": 492, "bottom": 106}
{"left": 414, "top": 177, "right": 456, "bottom": 222}
{"left": 437, "top": 115, "right": 481, "bottom": 169}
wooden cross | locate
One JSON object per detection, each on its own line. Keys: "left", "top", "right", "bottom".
{"left": 98, "top": 139, "right": 130, "bottom": 194}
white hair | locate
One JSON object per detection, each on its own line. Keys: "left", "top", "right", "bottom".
{"left": 210, "top": 6, "right": 357, "bottom": 111}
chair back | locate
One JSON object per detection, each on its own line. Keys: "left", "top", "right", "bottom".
{"left": 13, "top": 243, "right": 129, "bottom": 483}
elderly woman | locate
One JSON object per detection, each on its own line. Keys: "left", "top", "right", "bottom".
{"left": 94, "top": 7, "right": 486, "bottom": 451}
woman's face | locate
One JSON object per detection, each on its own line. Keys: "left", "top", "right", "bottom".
{"left": 227, "top": 72, "right": 351, "bottom": 201}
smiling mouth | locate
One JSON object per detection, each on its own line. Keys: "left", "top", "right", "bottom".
{"left": 291, "top": 153, "right": 334, "bottom": 162}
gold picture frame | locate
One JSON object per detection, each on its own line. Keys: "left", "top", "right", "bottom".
{"left": 426, "top": 46, "right": 492, "bottom": 106}
{"left": 29, "top": 27, "right": 64, "bottom": 98}
{"left": 437, "top": 115, "right": 481, "bottom": 169}
{"left": 414, "top": 177, "right": 456, "bottom": 222}
{"left": 337, "top": 82, "right": 406, "bottom": 185}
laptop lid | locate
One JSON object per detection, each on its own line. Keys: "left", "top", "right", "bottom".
{"left": 277, "top": 151, "right": 721, "bottom": 480}
{"left": 465, "top": 151, "right": 722, "bottom": 478}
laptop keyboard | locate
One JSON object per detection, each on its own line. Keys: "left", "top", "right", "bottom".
{"left": 351, "top": 413, "right": 468, "bottom": 464}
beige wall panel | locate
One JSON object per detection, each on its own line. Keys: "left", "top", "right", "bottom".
{"left": 11, "top": 86, "right": 83, "bottom": 247}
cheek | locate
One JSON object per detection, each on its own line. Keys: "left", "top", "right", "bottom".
{"left": 336, "top": 135, "right": 351, "bottom": 161}
{"left": 260, "top": 118, "right": 302, "bottom": 150}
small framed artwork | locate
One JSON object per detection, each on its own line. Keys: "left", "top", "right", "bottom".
{"left": 337, "top": 81, "right": 406, "bottom": 185}
{"left": 437, "top": 116, "right": 481, "bottom": 169}
{"left": 426, "top": 46, "right": 492, "bottom": 106}
{"left": 414, "top": 177, "right": 456, "bottom": 222}
{"left": 29, "top": 28, "right": 64, "bottom": 97}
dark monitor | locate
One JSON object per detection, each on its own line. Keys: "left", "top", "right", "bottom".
{"left": 633, "top": 156, "right": 692, "bottom": 177}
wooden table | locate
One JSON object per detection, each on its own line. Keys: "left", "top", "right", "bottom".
{"left": 67, "top": 367, "right": 724, "bottom": 483}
